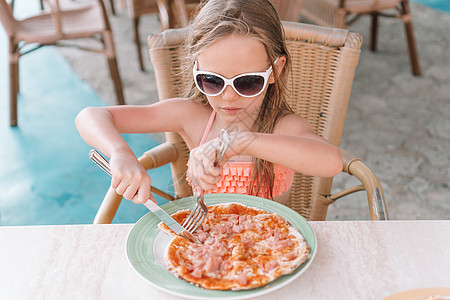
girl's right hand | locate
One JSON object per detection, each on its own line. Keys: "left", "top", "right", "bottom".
{"left": 109, "top": 152, "right": 155, "bottom": 204}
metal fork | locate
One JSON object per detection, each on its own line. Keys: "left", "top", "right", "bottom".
{"left": 183, "top": 129, "right": 231, "bottom": 233}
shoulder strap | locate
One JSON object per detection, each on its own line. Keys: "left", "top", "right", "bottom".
{"left": 199, "top": 110, "right": 216, "bottom": 145}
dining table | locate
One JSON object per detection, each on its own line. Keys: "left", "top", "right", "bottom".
{"left": 1, "top": 220, "right": 449, "bottom": 299}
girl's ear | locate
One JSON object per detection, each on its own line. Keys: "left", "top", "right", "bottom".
{"left": 269, "top": 56, "right": 287, "bottom": 84}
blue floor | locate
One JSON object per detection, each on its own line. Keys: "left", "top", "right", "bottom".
{"left": 412, "top": 0, "right": 450, "bottom": 13}
{"left": 0, "top": 4, "right": 172, "bottom": 226}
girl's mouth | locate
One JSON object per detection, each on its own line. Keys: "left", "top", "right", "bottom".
{"left": 222, "top": 107, "right": 242, "bottom": 114}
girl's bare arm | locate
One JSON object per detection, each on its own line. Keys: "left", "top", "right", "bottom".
{"left": 233, "top": 114, "right": 342, "bottom": 178}
{"left": 187, "top": 113, "right": 342, "bottom": 191}
{"left": 74, "top": 99, "right": 204, "bottom": 203}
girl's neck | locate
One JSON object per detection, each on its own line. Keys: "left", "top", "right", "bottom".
{"left": 213, "top": 110, "right": 257, "bottom": 134}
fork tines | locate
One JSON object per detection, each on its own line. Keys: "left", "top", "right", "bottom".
{"left": 182, "top": 194, "right": 208, "bottom": 234}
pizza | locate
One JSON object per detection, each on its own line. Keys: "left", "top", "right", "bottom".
{"left": 158, "top": 202, "right": 310, "bottom": 290}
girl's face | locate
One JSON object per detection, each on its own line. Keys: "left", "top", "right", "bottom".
{"left": 196, "top": 34, "right": 281, "bottom": 129}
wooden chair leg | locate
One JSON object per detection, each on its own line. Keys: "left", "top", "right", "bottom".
{"left": 156, "top": 0, "right": 171, "bottom": 30}
{"left": 103, "top": 31, "right": 125, "bottom": 105}
{"left": 9, "top": 57, "right": 18, "bottom": 127}
{"left": 107, "top": 56, "right": 125, "bottom": 105}
{"left": 9, "top": 44, "right": 19, "bottom": 127}
{"left": 370, "top": 12, "right": 379, "bottom": 52}
{"left": 109, "top": 0, "right": 116, "bottom": 15}
{"left": 133, "top": 16, "right": 145, "bottom": 71}
{"left": 403, "top": 19, "right": 421, "bottom": 76}
{"left": 93, "top": 187, "right": 123, "bottom": 224}
{"left": 401, "top": 1, "right": 421, "bottom": 76}
{"left": 167, "top": 0, "right": 177, "bottom": 28}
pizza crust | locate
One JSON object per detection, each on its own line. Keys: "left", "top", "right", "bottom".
{"left": 158, "top": 202, "right": 310, "bottom": 290}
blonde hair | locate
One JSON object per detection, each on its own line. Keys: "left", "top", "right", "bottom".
{"left": 185, "top": 0, "right": 293, "bottom": 199}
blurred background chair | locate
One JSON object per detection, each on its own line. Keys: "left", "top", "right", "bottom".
{"left": 127, "top": 0, "right": 167, "bottom": 71}
{"left": 92, "top": 21, "right": 388, "bottom": 224}
{"left": 169, "top": 0, "right": 201, "bottom": 26}
{"left": 128, "top": 0, "right": 200, "bottom": 71}
{"left": 300, "top": 0, "right": 421, "bottom": 76}
{"left": 270, "top": 0, "right": 304, "bottom": 22}
{"left": 0, "top": 0, "right": 125, "bottom": 127}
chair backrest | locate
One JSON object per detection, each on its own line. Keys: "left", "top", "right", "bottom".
{"left": 147, "top": 21, "right": 362, "bottom": 220}
{"left": 0, "top": 0, "right": 16, "bottom": 36}
{"left": 128, "top": 0, "right": 160, "bottom": 18}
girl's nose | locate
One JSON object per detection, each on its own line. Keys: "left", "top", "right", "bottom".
{"left": 221, "top": 85, "right": 240, "bottom": 101}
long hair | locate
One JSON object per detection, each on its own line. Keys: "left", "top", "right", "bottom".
{"left": 184, "top": 0, "right": 293, "bottom": 199}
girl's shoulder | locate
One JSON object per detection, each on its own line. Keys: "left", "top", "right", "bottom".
{"left": 158, "top": 98, "right": 204, "bottom": 109}
{"left": 153, "top": 98, "right": 211, "bottom": 118}
{"left": 122, "top": 98, "right": 212, "bottom": 135}
{"left": 172, "top": 97, "right": 211, "bottom": 115}
{"left": 159, "top": 98, "right": 214, "bottom": 148}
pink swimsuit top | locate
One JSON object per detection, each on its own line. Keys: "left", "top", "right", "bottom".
{"left": 199, "top": 111, "right": 294, "bottom": 198}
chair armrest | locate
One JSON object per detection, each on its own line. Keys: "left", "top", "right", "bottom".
{"left": 331, "top": 149, "right": 389, "bottom": 220}
{"left": 95, "top": 0, "right": 112, "bottom": 30}
{"left": 139, "top": 141, "right": 177, "bottom": 169}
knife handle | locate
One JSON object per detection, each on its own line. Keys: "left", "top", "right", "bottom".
{"left": 89, "top": 149, "right": 112, "bottom": 177}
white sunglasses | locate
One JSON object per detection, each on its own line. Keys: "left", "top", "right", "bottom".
{"left": 193, "top": 60, "right": 276, "bottom": 97}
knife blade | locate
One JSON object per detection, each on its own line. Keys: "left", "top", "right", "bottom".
{"left": 89, "top": 149, "right": 199, "bottom": 244}
{"left": 142, "top": 199, "right": 199, "bottom": 243}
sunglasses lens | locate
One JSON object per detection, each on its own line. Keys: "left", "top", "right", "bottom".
{"left": 196, "top": 74, "right": 225, "bottom": 95}
{"left": 234, "top": 75, "right": 265, "bottom": 96}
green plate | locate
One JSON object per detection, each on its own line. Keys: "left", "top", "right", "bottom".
{"left": 126, "top": 193, "right": 317, "bottom": 299}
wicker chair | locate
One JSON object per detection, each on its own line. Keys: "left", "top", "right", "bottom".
{"left": 0, "top": 0, "right": 125, "bottom": 127}
{"left": 128, "top": 0, "right": 200, "bottom": 71}
{"left": 93, "top": 21, "right": 389, "bottom": 224}
{"left": 300, "top": 0, "right": 421, "bottom": 76}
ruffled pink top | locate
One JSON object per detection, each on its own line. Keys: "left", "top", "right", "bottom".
{"left": 205, "top": 161, "right": 294, "bottom": 198}
{"left": 197, "top": 111, "right": 294, "bottom": 198}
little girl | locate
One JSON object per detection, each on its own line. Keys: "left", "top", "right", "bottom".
{"left": 75, "top": 0, "right": 343, "bottom": 205}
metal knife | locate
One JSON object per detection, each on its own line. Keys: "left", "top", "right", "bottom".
{"left": 89, "top": 149, "right": 199, "bottom": 243}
